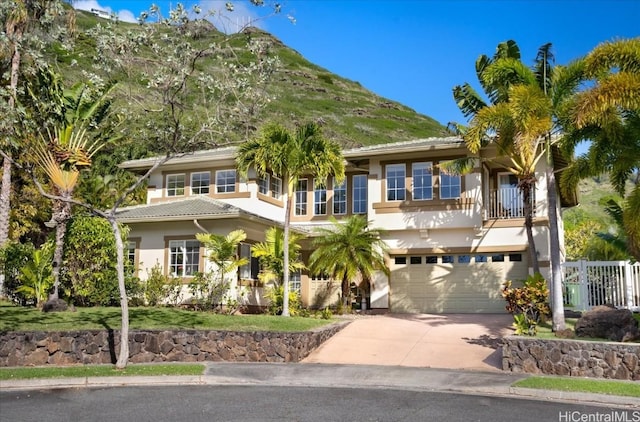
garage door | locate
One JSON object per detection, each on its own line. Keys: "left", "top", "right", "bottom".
{"left": 390, "top": 253, "right": 528, "bottom": 313}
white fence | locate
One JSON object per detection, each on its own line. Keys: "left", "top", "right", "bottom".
{"left": 562, "top": 260, "right": 640, "bottom": 312}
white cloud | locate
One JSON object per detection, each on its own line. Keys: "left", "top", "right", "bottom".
{"left": 72, "top": 0, "right": 137, "bottom": 23}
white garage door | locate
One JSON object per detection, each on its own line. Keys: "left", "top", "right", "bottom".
{"left": 390, "top": 253, "right": 528, "bottom": 313}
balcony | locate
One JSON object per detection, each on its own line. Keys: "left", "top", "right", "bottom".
{"left": 486, "top": 187, "right": 536, "bottom": 220}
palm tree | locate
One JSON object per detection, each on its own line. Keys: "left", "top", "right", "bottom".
{"left": 561, "top": 38, "right": 640, "bottom": 261}
{"left": 251, "top": 226, "right": 306, "bottom": 286}
{"left": 236, "top": 122, "right": 345, "bottom": 316}
{"left": 309, "top": 215, "right": 389, "bottom": 310}
{"left": 196, "top": 229, "right": 249, "bottom": 308}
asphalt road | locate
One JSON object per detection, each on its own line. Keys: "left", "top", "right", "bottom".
{"left": 0, "top": 385, "right": 629, "bottom": 422}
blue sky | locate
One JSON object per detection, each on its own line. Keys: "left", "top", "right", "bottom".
{"left": 72, "top": 0, "right": 639, "bottom": 129}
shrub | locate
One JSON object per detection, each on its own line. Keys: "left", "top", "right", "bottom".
{"left": 62, "top": 215, "right": 139, "bottom": 306}
{"left": 0, "top": 241, "right": 36, "bottom": 304}
{"left": 321, "top": 307, "right": 333, "bottom": 320}
{"left": 16, "top": 243, "right": 54, "bottom": 308}
{"left": 265, "top": 285, "right": 301, "bottom": 316}
{"left": 502, "top": 273, "right": 551, "bottom": 335}
{"left": 142, "top": 263, "right": 183, "bottom": 306}
{"left": 187, "top": 271, "right": 230, "bottom": 312}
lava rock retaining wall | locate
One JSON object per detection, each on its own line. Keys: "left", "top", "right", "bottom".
{"left": 0, "top": 322, "right": 347, "bottom": 367}
{"left": 502, "top": 336, "right": 640, "bottom": 380}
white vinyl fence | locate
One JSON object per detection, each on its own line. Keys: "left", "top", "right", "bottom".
{"left": 562, "top": 260, "right": 640, "bottom": 312}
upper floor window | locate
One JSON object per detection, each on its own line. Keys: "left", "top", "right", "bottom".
{"left": 258, "top": 174, "right": 269, "bottom": 195}
{"left": 295, "top": 179, "right": 308, "bottom": 216}
{"left": 353, "top": 174, "right": 367, "bottom": 214}
{"left": 412, "top": 162, "right": 433, "bottom": 200}
{"left": 270, "top": 175, "right": 282, "bottom": 200}
{"left": 314, "top": 180, "right": 327, "bottom": 215}
{"left": 440, "top": 171, "right": 461, "bottom": 199}
{"left": 191, "top": 172, "right": 210, "bottom": 195}
{"left": 167, "top": 174, "right": 185, "bottom": 197}
{"left": 168, "top": 240, "right": 199, "bottom": 277}
{"left": 216, "top": 169, "right": 236, "bottom": 193}
{"left": 333, "top": 179, "right": 347, "bottom": 215}
{"left": 386, "top": 164, "right": 406, "bottom": 201}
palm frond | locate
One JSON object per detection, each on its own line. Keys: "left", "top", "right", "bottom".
{"left": 438, "top": 157, "right": 476, "bottom": 176}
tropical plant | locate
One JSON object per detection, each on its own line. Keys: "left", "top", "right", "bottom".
{"left": 17, "top": 243, "right": 54, "bottom": 308}
{"left": 196, "top": 229, "right": 248, "bottom": 309}
{"left": 309, "top": 215, "right": 389, "bottom": 310}
{"left": 0, "top": 241, "right": 35, "bottom": 303}
{"left": 236, "top": 121, "right": 345, "bottom": 316}
{"left": 560, "top": 38, "right": 640, "bottom": 261}
{"left": 502, "top": 273, "right": 551, "bottom": 336}
{"left": 265, "top": 284, "right": 301, "bottom": 316}
{"left": 251, "top": 226, "right": 306, "bottom": 285}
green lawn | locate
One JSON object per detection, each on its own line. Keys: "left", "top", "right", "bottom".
{"left": 0, "top": 363, "right": 205, "bottom": 380}
{"left": 514, "top": 376, "right": 640, "bottom": 398}
{"left": 0, "top": 302, "right": 333, "bottom": 333}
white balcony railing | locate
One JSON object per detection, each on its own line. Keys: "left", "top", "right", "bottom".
{"left": 487, "top": 187, "right": 536, "bottom": 219}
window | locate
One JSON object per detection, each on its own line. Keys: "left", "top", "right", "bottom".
{"left": 458, "top": 255, "right": 471, "bottom": 264}
{"left": 295, "top": 179, "right": 308, "bottom": 216}
{"left": 169, "top": 240, "right": 200, "bottom": 277}
{"left": 127, "top": 241, "right": 136, "bottom": 267}
{"left": 475, "top": 254, "right": 487, "bottom": 263}
{"left": 239, "top": 243, "right": 260, "bottom": 280}
{"left": 425, "top": 256, "right": 438, "bottom": 264}
{"left": 216, "top": 169, "right": 236, "bottom": 193}
{"left": 394, "top": 257, "right": 406, "bottom": 265}
{"left": 314, "top": 180, "right": 327, "bottom": 215}
{"left": 333, "top": 180, "right": 347, "bottom": 215}
{"left": 509, "top": 253, "right": 522, "bottom": 262}
{"left": 191, "top": 172, "right": 210, "bottom": 195}
{"left": 270, "top": 175, "right": 282, "bottom": 199}
{"left": 167, "top": 174, "right": 185, "bottom": 197}
{"left": 442, "top": 255, "right": 454, "bottom": 264}
{"left": 410, "top": 256, "right": 422, "bottom": 264}
{"left": 492, "top": 254, "right": 505, "bottom": 262}
{"left": 386, "top": 164, "right": 406, "bottom": 201}
{"left": 353, "top": 174, "right": 367, "bottom": 214}
{"left": 412, "top": 162, "right": 433, "bottom": 200}
{"left": 258, "top": 174, "right": 269, "bottom": 195}
{"left": 440, "top": 172, "right": 461, "bottom": 199}
{"left": 290, "top": 270, "right": 302, "bottom": 292}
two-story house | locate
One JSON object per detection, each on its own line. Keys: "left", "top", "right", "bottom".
{"left": 117, "top": 137, "right": 575, "bottom": 314}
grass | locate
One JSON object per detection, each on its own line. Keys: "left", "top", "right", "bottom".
{"left": 0, "top": 302, "right": 333, "bottom": 333}
{"left": 513, "top": 376, "right": 640, "bottom": 398}
{"left": 0, "top": 363, "right": 205, "bottom": 380}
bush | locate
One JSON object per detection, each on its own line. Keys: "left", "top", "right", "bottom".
{"left": 502, "top": 273, "right": 551, "bottom": 335}
{"left": 143, "top": 263, "right": 183, "bottom": 306}
{"left": 62, "top": 215, "right": 139, "bottom": 306}
{"left": 187, "top": 271, "right": 230, "bottom": 312}
{"left": 265, "top": 285, "right": 301, "bottom": 316}
{"left": 0, "top": 241, "right": 36, "bottom": 304}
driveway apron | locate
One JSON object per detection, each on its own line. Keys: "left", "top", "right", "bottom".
{"left": 302, "top": 313, "right": 514, "bottom": 371}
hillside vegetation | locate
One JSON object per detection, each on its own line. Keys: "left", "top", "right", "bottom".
{"left": 54, "top": 10, "right": 446, "bottom": 150}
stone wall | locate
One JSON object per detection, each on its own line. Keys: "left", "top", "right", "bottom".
{"left": 0, "top": 322, "right": 347, "bottom": 367}
{"left": 502, "top": 336, "right": 640, "bottom": 380}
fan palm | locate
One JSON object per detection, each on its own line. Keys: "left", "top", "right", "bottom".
{"left": 309, "top": 215, "right": 389, "bottom": 309}
{"left": 236, "top": 121, "right": 345, "bottom": 316}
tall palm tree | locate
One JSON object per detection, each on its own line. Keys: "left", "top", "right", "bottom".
{"left": 251, "top": 226, "right": 306, "bottom": 286}
{"left": 561, "top": 38, "right": 640, "bottom": 261}
{"left": 309, "top": 215, "right": 389, "bottom": 309}
{"left": 236, "top": 122, "right": 345, "bottom": 316}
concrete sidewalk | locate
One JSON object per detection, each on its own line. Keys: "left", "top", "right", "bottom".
{"left": 1, "top": 363, "right": 638, "bottom": 408}
{"left": 303, "top": 313, "right": 512, "bottom": 371}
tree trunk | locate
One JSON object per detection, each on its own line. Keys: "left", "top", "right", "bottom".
{"left": 0, "top": 156, "right": 11, "bottom": 297}
{"left": 281, "top": 185, "right": 292, "bottom": 317}
{"left": 341, "top": 273, "right": 350, "bottom": 310}
{"left": 547, "top": 164, "right": 566, "bottom": 331}
{"left": 49, "top": 196, "right": 71, "bottom": 301}
{"left": 521, "top": 180, "right": 540, "bottom": 275}
{"left": 111, "top": 218, "right": 130, "bottom": 369}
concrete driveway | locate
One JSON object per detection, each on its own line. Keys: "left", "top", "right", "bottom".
{"left": 302, "top": 313, "right": 514, "bottom": 371}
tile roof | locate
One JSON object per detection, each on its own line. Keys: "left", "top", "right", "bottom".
{"left": 116, "top": 196, "right": 255, "bottom": 223}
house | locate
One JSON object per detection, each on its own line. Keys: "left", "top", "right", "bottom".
{"left": 117, "top": 137, "right": 575, "bottom": 313}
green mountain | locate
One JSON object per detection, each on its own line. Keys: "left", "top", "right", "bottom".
{"left": 59, "top": 10, "right": 447, "bottom": 149}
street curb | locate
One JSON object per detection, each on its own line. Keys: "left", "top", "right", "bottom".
{"left": 509, "top": 387, "right": 640, "bottom": 408}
